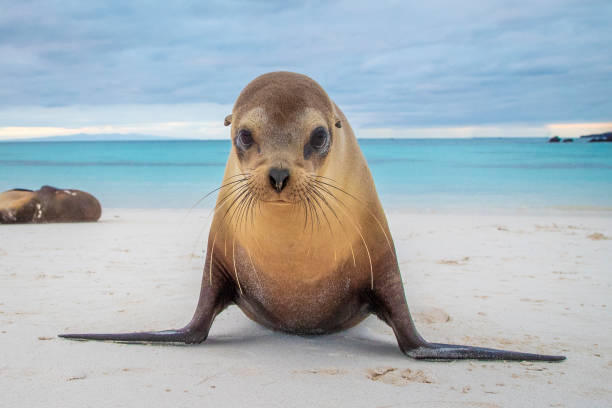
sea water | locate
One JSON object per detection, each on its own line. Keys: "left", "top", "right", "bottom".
{"left": 1, "top": 139, "right": 611, "bottom": 212}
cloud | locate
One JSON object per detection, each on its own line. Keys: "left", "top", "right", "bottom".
{"left": 0, "top": 103, "right": 232, "bottom": 126}
{"left": 0, "top": 103, "right": 233, "bottom": 140}
{"left": 0, "top": 0, "right": 610, "bottom": 132}
{"left": 359, "top": 125, "right": 549, "bottom": 139}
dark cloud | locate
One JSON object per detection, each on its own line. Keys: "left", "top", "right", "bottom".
{"left": 0, "top": 0, "right": 610, "bottom": 128}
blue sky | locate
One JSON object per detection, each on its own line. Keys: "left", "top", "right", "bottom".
{"left": 0, "top": 0, "right": 610, "bottom": 140}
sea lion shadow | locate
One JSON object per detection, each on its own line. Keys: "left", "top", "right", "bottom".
{"left": 200, "top": 320, "right": 402, "bottom": 358}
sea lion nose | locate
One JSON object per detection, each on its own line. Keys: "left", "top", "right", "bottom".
{"left": 269, "top": 167, "right": 290, "bottom": 193}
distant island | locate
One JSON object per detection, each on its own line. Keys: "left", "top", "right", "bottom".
{"left": 549, "top": 131, "right": 611, "bottom": 143}
{"left": 579, "top": 131, "right": 612, "bottom": 142}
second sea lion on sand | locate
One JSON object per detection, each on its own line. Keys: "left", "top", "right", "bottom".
{"left": 0, "top": 185, "right": 101, "bottom": 224}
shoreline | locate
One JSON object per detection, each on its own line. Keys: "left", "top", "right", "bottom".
{"left": 97, "top": 206, "right": 612, "bottom": 218}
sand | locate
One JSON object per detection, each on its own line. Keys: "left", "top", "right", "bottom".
{"left": 1, "top": 209, "right": 611, "bottom": 407}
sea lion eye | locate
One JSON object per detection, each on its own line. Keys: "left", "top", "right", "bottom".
{"left": 236, "top": 129, "right": 254, "bottom": 149}
{"left": 309, "top": 127, "right": 329, "bottom": 150}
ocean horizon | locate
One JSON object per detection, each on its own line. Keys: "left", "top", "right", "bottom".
{"left": 1, "top": 138, "right": 611, "bottom": 212}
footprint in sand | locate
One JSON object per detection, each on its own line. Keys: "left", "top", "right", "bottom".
{"left": 413, "top": 307, "right": 451, "bottom": 324}
{"left": 587, "top": 233, "right": 610, "bottom": 240}
{"left": 366, "top": 367, "right": 434, "bottom": 385}
{"left": 437, "top": 256, "right": 470, "bottom": 265}
{"left": 293, "top": 368, "right": 347, "bottom": 375}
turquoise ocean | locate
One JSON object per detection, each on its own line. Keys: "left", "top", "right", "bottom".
{"left": 1, "top": 139, "right": 611, "bottom": 212}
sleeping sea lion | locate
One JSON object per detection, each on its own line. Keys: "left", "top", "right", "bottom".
{"left": 0, "top": 185, "right": 101, "bottom": 224}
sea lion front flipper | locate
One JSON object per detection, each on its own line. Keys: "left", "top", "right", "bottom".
{"left": 369, "top": 271, "right": 566, "bottom": 362}
{"left": 404, "top": 343, "right": 566, "bottom": 361}
{"left": 59, "top": 259, "right": 236, "bottom": 344}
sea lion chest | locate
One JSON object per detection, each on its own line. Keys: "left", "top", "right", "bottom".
{"left": 228, "top": 231, "right": 370, "bottom": 334}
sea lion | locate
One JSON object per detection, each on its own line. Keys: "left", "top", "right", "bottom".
{"left": 0, "top": 185, "right": 101, "bottom": 224}
{"left": 60, "top": 72, "right": 565, "bottom": 361}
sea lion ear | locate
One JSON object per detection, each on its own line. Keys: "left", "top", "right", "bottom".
{"left": 334, "top": 119, "right": 342, "bottom": 128}
{"left": 224, "top": 114, "right": 232, "bottom": 127}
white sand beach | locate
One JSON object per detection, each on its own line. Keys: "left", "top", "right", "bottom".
{"left": 1, "top": 209, "right": 611, "bottom": 407}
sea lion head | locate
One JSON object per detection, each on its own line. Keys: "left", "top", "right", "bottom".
{"left": 224, "top": 72, "right": 343, "bottom": 206}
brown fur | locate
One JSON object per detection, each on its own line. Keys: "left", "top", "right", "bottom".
{"left": 206, "top": 72, "right": 386, "bottom": 333}
{"left": 59, "top": 72, "right": 565, "bottom": 362}
{"left": 0, "top": 185, "right": 102, "bottom": 224}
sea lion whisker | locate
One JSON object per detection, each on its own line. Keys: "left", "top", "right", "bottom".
{"left": 310, "top": 183, "right": 356, "bottom": 267}
{"left": 245, "top": 246, "right": 262, "bottom": 288}
{"left": 310, "top": 192, "right": 321, "bottom": 234}
{"left": 232, "top": 194, "right": 248, "bottom": 233}
{"left": 237, "top": 191, "right": 254, "bottom": 233}
{"left": 311, "top": 191, "right": 323, "bottom": 234}
{"left": 239, "top": 194, "right": 254, "bottom": 232}
{"left": 226, "top": 186, "right": 253, "bottom": 234}
{"left": 217, "top": 181, "right": 253, "bottom": 224}
{"left": 190, "top": 180, "right": 248, "bottom": 261}
{"left": 191, "top": 180, "right": 243, "bottom": 252}
{"left": 301, "top": 189, "right": 310, "bottom": 232}
{"left": 307, "top": 181, "right": 343, "bottom": 230}
{"left": 313, "top": 185, "right": 357, "bottom": 234}
{"left": 232, "top": 236, "right": 243, "bottom": 294}
{"left": 241, "top": 188, "right": 256, "bottom": 231}
{"left": 221, "top": 178, "right": 250, "bottom": 294}
{"left": 213, "top": 181, "right": 251, "bottom": 212}
{"left": 305, "top": 184, "right": 345, "bottom": 262}
{"left": 183, "top": 175, "right": 250, "bottom": 229}
{"left": 311, "top": 178, "right": 394, "bottom": 254}
{"left": 248, "top": 193, "right": 259, "bottom": 228}
{"left": 328, "top": 194, "right": 374, "bottom": 289}
{"left": 302, "top": 188, "right": 314, "bottom": 234}
{"left": 234, "top": 185, "right": 257, "bottom": 235}
{"left": 249, "top": 193, "right": 258, "bottom": 229}
{"left": 186, "top": 177, "right": 249, "bottom": 253}
{"left": 303, "top": 189, "right": 319, "bottom": 234}
{"left": 319, "top": 186, "right": 360, "bottom": 270}
{"left": 309, "top": 184, "right": 336, "bottom": 236}
{"left": 208, "top": 231, "right": 218, "bottom": 286}
{"left": 208, "top": 193, "right": 240, "bottom": 260}
{"left": 231, "top": 188, "right": 250, "bottom": 233}
{"left": 210, "top": 186, "right": 250, "bottom": 227}
{"left": 189, "top": 175, "right": 249, "bottom": 211}
{"left": 304, "top": 184, "right": 333, "bottom": 237}
{"left": 311, "top": 187, "right": 325, "bottom": 233}
{"left": 208, "top": 183, "right": 253, "bottom": 261}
